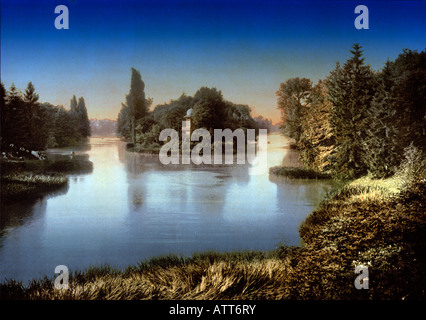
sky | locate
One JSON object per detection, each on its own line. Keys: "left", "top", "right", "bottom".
{"left": 1, "top": 0, "right": 425, "bottom": 122}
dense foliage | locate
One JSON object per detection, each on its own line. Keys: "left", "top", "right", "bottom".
{"left": 1, "top": 82, "right": 91, "bottom": 152}
{"left": 277, "top": 44, "right": 426, "bottom": 179}
{"left": 117, "top": 69, "right": 260, "bottom": 151}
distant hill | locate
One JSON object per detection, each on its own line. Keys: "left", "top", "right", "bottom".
{"left": 90, "top": 119, "right": 117, "bottom": 137}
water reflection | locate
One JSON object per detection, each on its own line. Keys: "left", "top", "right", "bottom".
{"left": 0, "top": 136, "right": 338, "bottom": 283}
{"left": 0, "top": 184, "right": 69, "bottom": 234}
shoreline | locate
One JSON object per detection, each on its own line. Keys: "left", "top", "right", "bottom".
{"left": 1, "top": 136, "right": 424, "bottom": 299}
{"left": 0, "top": 155, "right": 93, "bottom": 205}
{"left": 1, "top": 175, "right": 424, "bottom": 299}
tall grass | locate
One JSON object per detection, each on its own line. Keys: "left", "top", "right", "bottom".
{"left": 1, "top": 250, "right": 296, "bottom": 300}
{"left": 1, "top": 172, "right": 68, "bottom": 203}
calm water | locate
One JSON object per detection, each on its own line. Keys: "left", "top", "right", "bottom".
{"left": 0, "top": 135, "right": 335, "bottom": 283}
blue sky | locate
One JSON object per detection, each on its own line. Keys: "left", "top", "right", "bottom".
{"left": 1, "top": 0, "right": 425, "bottom": 121}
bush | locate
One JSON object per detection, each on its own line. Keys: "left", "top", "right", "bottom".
{"left": 395, "top": 143, "right": 426, "bottom": 184}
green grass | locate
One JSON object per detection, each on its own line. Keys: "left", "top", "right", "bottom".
{"left": 270, "top": 166, "right": 332, "bottom": 179}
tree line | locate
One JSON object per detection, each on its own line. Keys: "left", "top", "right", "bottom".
{"left": 277, "top": 44, "right": 426, "bottom": 179}
{"left": 117, "top": 68, "right": 264, "bottom": 150}
{"left": 1, "top": 82, "right": 91, "bottom": 153}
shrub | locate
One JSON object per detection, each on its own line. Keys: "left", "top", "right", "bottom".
{"left": 395, "top": 143, "right": 426, "bottom": 184}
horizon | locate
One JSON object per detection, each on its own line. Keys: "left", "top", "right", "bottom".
{"left": 2, "top": 0, "right": 425, "bottom": 123}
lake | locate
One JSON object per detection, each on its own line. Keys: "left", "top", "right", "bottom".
{"left": 0, "top": 135, "right": 336, "bottom": 284}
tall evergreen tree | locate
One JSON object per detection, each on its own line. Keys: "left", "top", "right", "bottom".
{"left": 77, "top": 96, "right": 91, "bottom": 138}
{"left": 362, "top": 61, "right": 401, "bottom": 178}
{"left": 390, "top": 49, "right": 426, "bottom": 151}
{"left": 54, "top": 106, "right": 79, "bottom": 147}
{"left": 70, "top": 95, "right": 78, "bottom": 113}
{"left": 326, "top": 44, "right": 375, "bottom": 178}
{"left": 5, "top": 83, "right": 31, "bottom": 148}
{"left": 0, "top": 82, "right": 7, "bottom": 146}
{"left": 23, "top": 82, "right": 47, "bottom": 150}
{"left": 127, "top": 68, "right": 148, "bottom": 144}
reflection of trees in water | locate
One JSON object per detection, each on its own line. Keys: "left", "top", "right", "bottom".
{"left": 1, "top": 183, "right": 69, "bottom": 235}
{"left": 116, "top": 140, "right": 252, "bottom": 209}
{"left": 46, "top": 138, "right": 91, "bottom": 158}
{"left": 272, "top": 178, "right": 339, "bottom": 206}
{"left": 269, "top": 178, "right": 341, "bottom": 246}
{"left": 0, "top": 199, "right": 46, "bottom": 236}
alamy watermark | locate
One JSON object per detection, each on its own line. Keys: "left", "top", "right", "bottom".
{"left": 158, "top": 121, "right": 268, "bottom": 175}
{"left": 354, "top": 5, "right": 369, "bottom": 30}
{"left": 54, "top": 5, "right": 69, "bottom": 30}
{"left": 54, "top": 4, "right": 369, "bottom": 30}
{"left": 354, "top": 265, "right": 369, "bottom": 290}
{"left": 54, "top": 265, "right": 69, "bottom": 290}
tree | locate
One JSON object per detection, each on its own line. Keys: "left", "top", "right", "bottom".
{"left": 67, "top": 95, "right": 90, "bottom": 139}
{"left": 53, "top": 106, "right": 80, "bottom": 147}
{"left": 362, "top": 61, "right": 401, "bottom": 178}
{"left": 70, "top": 95, "right": 78, "bottom": 113}
{"left": 298, "top": 80, "right": 335, "bottom": 172}
{"left": 325, "top": 43, "right": 375, "bottom": 178}
{"left": 77, "top": 96, "right": 91, "bottom": 138}
{"left": 253, "top": 115, "right": 273, "bottom": 131}
{"left": 23, "top": 82, "right": 47, "bottom": 150}
{"left": 276, "top": 77, "right": 312, "bottom": 142}
{"left": 151, "top": 93, "right": 194, "bottom": 134}
{"left": 192, "top": 87, "right": 226, "bottom": 133}
{"left": 390, "top": 49, "right": 426, "bottom": 151}
{"left": 23, "top": 82, "right": 39, "bottom": 105}
{"left": 117, "top": 103, "right": 131, "bottom": 140}
{"left": 0, "top": 82, "right": 7, "bottom": 145}
{"left": 4, "top": 83, "right": 30, "bottom": 148}
{"left": 127, "top": 68, "right": 148, "bottom": 144}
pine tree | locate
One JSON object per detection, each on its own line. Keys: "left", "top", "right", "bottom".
{"left": 325, "top": 44, "right": 375, "bottom": 178}
{"left": 0, "top": 82, "right": 7, "bottom": 145}
{"left": 67, "top": 94, "right": 81, "bottom": 140}
{"left": 362, "top": 61, "right": 401, "bottom": 178}
{"left": 391, "top": 49, "right": 426, "bottom": 151}
{"left": 77, "top": 96, "right": 91, "bottom": 138}
{"left": 127, "top": 68, "right": 148, "bottom": 144}
{"left": 23, "top": 82, "right": 48, "bottom": 150}
{"left": 70, "top": 95, "right": 78, "bottom": 113}
{"left": 6, "top": 83, "right": 31, "bottom": 149}
{"left": 54, "top": 106, "right": 81, "bottom": 147}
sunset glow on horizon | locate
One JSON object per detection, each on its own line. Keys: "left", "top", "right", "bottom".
{"left": 2, "top": 0, "right": 425, "bottom": 123}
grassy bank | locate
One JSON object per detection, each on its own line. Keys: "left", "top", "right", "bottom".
{"left": 270, "top": 166, "right": 332, "bottom": 179}
{"left": 1, "top": 172, "right": 68, "bottom": 203}
{"left": 1, "top": 155, "right": 93, "bottom": 204}
{"left": 1, "top": 171, "right": 424, "bottom": 299}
